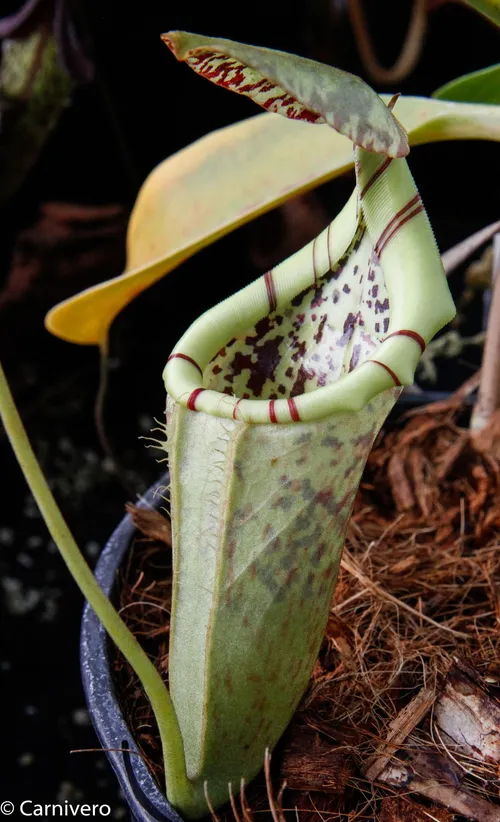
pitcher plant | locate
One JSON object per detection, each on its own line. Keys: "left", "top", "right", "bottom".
{"left": 0, "top": 31, "right": 458, "bottom": 820}
{"left": 159, "top": 33, "right": 455, "bottom": 811}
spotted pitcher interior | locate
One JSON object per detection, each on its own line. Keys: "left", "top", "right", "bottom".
{"left": 205, "top": 220, "right": 389, "bottom": 400}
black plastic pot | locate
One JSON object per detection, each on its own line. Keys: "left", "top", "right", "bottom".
{"left": 80, "top": 473, "right": 184, "bottom": 822}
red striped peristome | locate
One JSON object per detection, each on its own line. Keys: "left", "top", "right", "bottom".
{"left": 187, "top": 388, "right": 205, "bottom": 411}
{"left": 384, "top": 329, "right": 426, "bottom": 353}
{"left": 232, "top": 399, "right": 243, "bottom": 420}
{"left": 369, "top": 360, "right": 401, "bottom": 387}
{"left": 374, "top": 194, "right": 423, "bottom": 258}
{"left": 288, "top": 398, "right": 301, "bottom": 422}
{"left": 374, "top": 193, "right": 420, "bottom": 248}
{"left": 360, "top": 157, "right": 393, "bottom": 200}
{"left": 377, "top": 206, "right": 425, "bottom": 258}
{"left": 167, "top": 352, "right": 204, "bottom": 376}
{"left": 231, "top": 398, "right": 303, "bottom": 423}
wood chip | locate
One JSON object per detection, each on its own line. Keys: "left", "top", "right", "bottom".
{"left": 364, "top": 687, "right": 436, "bottom": 782}
{"left": 125, "top": 504, "right": 172, "bottom": 546}
{"left": 379, "top": 750, "right": 500, "bottom": 822}
{"left": 435, "top": 657, "right": 500, "bottom": 765}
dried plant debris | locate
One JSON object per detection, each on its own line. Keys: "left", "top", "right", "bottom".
{"left": 125, "top": 503, "right": 172, "bottom": 546}
{"left": 280, "top": 727, "right": 354, "bottom": 794}
{"left": 379, "top": 796, "right": 454, "bottom": 822}
{"left": 367, "top": 662, "right": 500, "bottom": 822}
{"left": 113, "top": 379, "right": 500, "bottom": 820}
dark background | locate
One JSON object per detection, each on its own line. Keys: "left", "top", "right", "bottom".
{"left": 0, "top": 0, "right": 498, "bottom": 816}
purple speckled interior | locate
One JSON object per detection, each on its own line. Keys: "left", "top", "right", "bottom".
{"left": 206, "top": 224, "right": 388, "bottom": 400}
{"left": 80, "top": 472, "right": 185, "bottom": 822}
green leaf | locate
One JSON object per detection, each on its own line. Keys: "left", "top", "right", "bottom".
{"left": 162, "top": 31, "right": 409, "bottom": 158}
{"left": 433, "top": 64, "right": 500, "bottom": 104}
{"left": 460, "top": 0, "right": 500, "bottom": 26}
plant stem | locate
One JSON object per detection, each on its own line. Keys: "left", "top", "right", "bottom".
{"left": 470, "top": 234, "right": 500, "bottom": 430}
{"left": 348, "top": 0, "right": 427, "bottom": 84}
{"left": 0, "top": 360, "right": 198, "bottom": 814}
{"left": 441, "top": 219, "right": 500, "bottom": 277}
{"left": 94, "top": 341, "right": 137, "bottom": 497}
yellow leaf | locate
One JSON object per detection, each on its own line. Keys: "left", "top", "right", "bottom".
{"left": 45, "top": 96, "right": 500, "bottom": 346}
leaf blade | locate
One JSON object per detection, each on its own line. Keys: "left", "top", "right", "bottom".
{"left": 433, "top": 63, "right": 500, "bottom": 104}
{"left": 460, "top": 0, "right": 500, "bottom": 26}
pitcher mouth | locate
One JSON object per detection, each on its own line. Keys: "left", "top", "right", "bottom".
{"left": 163, "top": 149, "right": 455, "bottom": 425}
